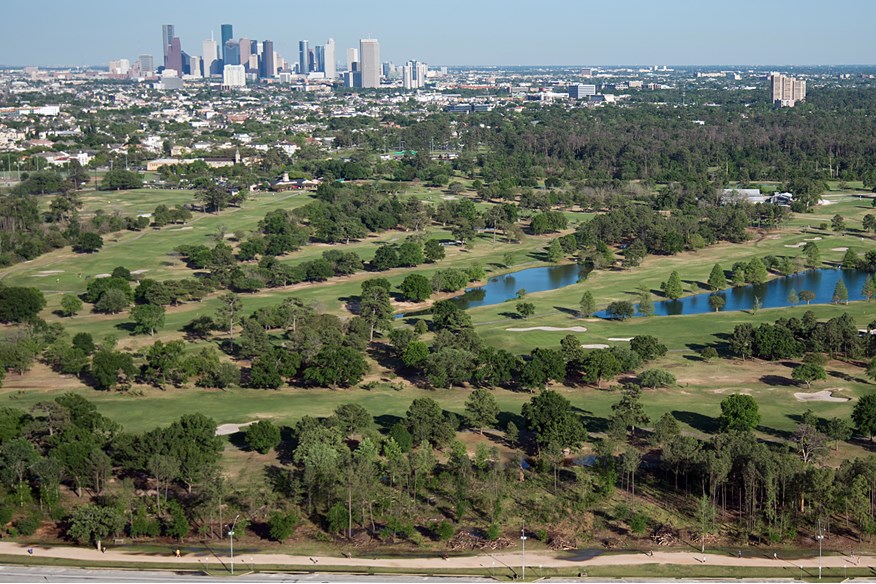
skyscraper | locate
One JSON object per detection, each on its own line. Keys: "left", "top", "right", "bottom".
{"left": 138, "top": 55, "right": 155, "bottom": 76}
{"left": 769, "top": 73, "right": 806, "bottom": 107}
{"left": 203, "top": 38, "right": 219, "bottom": 76}
{"left": 166, "top": 37, "right": 183, "bottom": 77}
{"left": 162, "top": 24, "right": 175, "bottom": 68}
{"left": 324, "top": 38, "right": 336, "bottom": 80}
{"left": 224, "top": 40, "right": 240, "bottom": 66}
{"left": 314, "top": 46, "right": 325, "bottom": 74}
{"left": 221, "top": 24, "right": 233, "bottom": 64}
{"left": 260, "top": 40, "right": 275, "bottom": 78}
{"left": 346, "top": 47, "right": 359, "bottom": 71}
{"left": 298, "top": 40, "right": 309, "bottom": 75}
{"left": 239, "top": 38, "right": 252, "bottom": 71}
{"left": 358, "top": 38, "right": 380, "bottom": 88}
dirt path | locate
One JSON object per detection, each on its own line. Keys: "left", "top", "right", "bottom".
{"left": 0, "top": 541, "right": 870, "bottom": 572}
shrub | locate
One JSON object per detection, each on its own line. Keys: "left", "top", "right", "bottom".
{"left": 435, "top": 520, "right": 455, "bottom": 541}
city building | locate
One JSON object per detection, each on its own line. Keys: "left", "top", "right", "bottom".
{"left": 203, "top": 37, "right": 219, "bottom": 76}
{"left": 187, "top": 55, "right": 202, "bottom": 78}
{"left": 239, "top": 38, "right": 251, "bottom": 71}
{"left": 260, "top": 40, "right": 275, "bottom": 78}
{"left": 166, "top": 37, "right": 183, "bottom": 77}
{"left": 357, "top": 38, "right": 380, "bottom": 88}
{"left": 108, "top": 59, "right": 130, "bottom": 75}
{"left": 770, "top": 73, "right": 806, "bottom": 107}
{"left": 162, "top": 24, "right": 175, "bottom": 68}
{"left": 138, "top": 55, "right": 154, "bottom": 76}
{"left": 580, "top": 68, "right": 594, "bottom": 77}
{"left": 347, "top": 47, "right": 359, "bottom": 71}
{"left": 299, "top": 40, "right": 309, "bottom": 75}
{"left": 324, "top": 38, "right": 336, "bottom": 80}
{"left": 402, "top": 60, "right": 428, "bottom": 90}
{"left": 568, "top": 84, "right": 596, "bottom": 99}
{"left": 224, "top": 40, "right": 240, "bottom": 66}
{"left": 223, "top": 64, "right": 246, "bottom": 88}
{"left": 220, "top": 24, "right": 233, "bottom": 63}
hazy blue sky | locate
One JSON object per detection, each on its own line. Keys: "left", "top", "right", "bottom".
{"left": 2, "top": 0, "right": 875, "bottom": 67}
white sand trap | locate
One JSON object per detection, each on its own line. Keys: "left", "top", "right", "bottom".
{"left": 507, "top": 326, "right": 588, "bottom": 332}
{"left": 581, "top": 344, "right": 610, "bottom": 349}
{"left": 130, "top": 269, "right": 149, "bottom": 275}
{"left": 173, "top": 226, "right": 193, "bottom": 231}
{"left": 794, "top": 390, "right": 849, "bottom": 403}
{"left": 34, "top": 270, "right": 65, "bottom": 277}
{"left": 215, "top": 421, "right": 255, "bottom": 436}
{"left": 831, "top": 247, "right": 849, "bottom": 252}
{"left": 784, "top": 242, "right": 806, "bottom": 248}
{"left": 804, "top": 237, "right": 823, "bottom": 242}
{"left": 608, "top": 337, "right": 633, "bottom": 342}
{"left": 441, "top": 195, "right": 458, "bottom": 200}
{"left": 818, "top": 199, "right": 836, "bottom": 206}
{"left": 93, "top": 273, "right": 111, "bottom": 278}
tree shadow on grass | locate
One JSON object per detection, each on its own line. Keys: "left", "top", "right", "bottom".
{"left": 498, "top": 311, "right": 523, "bottom": 320}
{"left": 571, "top": 406, "right": 608, "bottom": 434}
{"left": 374, "top": 414, "right": 405, "bottom": 433}
{"left": 553, "top": 305, "right": 580, "bottom": 318}
{"left": 760, "top": 374, "right": 795, "bottom": 386}
{"left": 671, "top": 410, "right": 720, "bottom": 434}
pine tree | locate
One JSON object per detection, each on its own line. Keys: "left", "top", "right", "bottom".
{"left": 662, "top": 271, "right": 683, "bottom": 300}
{"left": 833, "top": 279, "right": 849, "bottom": 304}
{"left": 707, "top": 264, "right": 727, "bottom": 291}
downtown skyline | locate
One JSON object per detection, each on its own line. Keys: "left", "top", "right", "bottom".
{"left": 2, "top": 0, "right": 876, "bottom": 67}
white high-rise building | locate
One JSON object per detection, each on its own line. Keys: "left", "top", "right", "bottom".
{"left": 324, "top": 38, "right": 336, "bottom": 80}
{"left": 202, "top": 38, "right": 219, "bottom": 76}
{"left": 402, "top": 60, "right": 428, "bottom": 90}
{"left": 108, "top": 59, "right": 131, "bottom": 75}
{"left": 769, "top": 73, "right": 806, "bottom": 107}
{"left": 346, "top": 47, "right": 359, "bottom": 71}
{"left": 188, "top": 56, "right": 203, "bottom": 79}
{"left": 223, "top": 64, "right": 246, "bottom": 87}
{"left": 358, "top": 38, "right": 380, "bottom": 88}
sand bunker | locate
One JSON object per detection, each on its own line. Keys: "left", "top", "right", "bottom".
{"left": 804, "top": 237, "right": 823, "bottom": 241}
{"left": 506, "top": 326, "right": 588, "bottom": 332}
{"left": 34, "top": 270, "right": 64, "bottom": 277}
{"left": 130, "top": 269, "right": 149, "bottom": 275}
{"left": 794, "top": 390, "right": 849, "bottom": 403}
{"left": 784, "top": 242, "right": 805, "bottom": 248}
{"left": 831, "top": 247, "right": 849, "bottom": 252}
{"left": 441, "top": 195, "right": 458, "bottom": 200}
{"left": 818, "top": 199, "right": 836, "bottom": 206}
{"left": 581, "top": 344, "right": 610, "bottom": 349}
{"left": 215, "top": 421, "right": 255, "bottom": 436}
{"left": 608, "top": 337, "right": 633, "bottom": 341}
{"left": 93, "top": 273, "right": 111, "bottom": 278}
{"left": 173, "top": 226, "right": 193, "bottom": 231}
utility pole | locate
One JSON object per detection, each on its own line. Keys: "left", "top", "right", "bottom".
{"left": 816, "top": 520, "right": 824, "bottom": 580}
{"left": 520, "top": 520, "right": 527, "bottom": 581}
{"left": 228, "top": 514, "right": 240, "bottom": 575}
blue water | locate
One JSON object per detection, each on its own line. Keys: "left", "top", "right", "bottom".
{"left": 451, "top": 263, "right": 585, "bottom": 310}
{"left": 595, "top": 268, "right": 874, "bottom": 318}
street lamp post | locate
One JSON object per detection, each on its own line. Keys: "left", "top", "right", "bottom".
{"left": 228, "top": 514, "right": 240, "bottom": 575}
{"left": 815, "top": 530, "right": 824, "bottom": 580}
{"left": 520, "top": 521, "right": 527, "bottom": 581}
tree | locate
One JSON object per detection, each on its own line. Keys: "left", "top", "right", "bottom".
{"left": 515, "top": 301, "right": 536, "bottom": 319}
{"left": 695, "top": 495, "right": 716, "bottom": 553}
{"left": 605, "top": 300, "right": 635, "bottom": 321}
{"left": 302, "top": 346, "right": 369, "bottom": 388}
{"left": 842, "top": 248, "right": 860, "bottom": 269}
{"left": 423, "top": 239, "right": 445, "bottom": 263}
{"left": 359, "top": 286, "right": 392, "bottom": 341}
{"left": 799, "top": 290, "right": 816, "bottom": 304}
{"left": 729, "top": 323, "right": 754, "bottom": 360}
{"left": 862, "top": 276, "right": 876, "bottom": 302}
{"left": 0, "top": 287, "right": 46, "bottom": 323}
{"left": 639, "top": 368, "right": 676, "bottom": 388}
{"left": 129, "top": 304, "right": 165, "bottom": 336}
{"left": 398, "top": 274, "right": 432, "bottom": 303}
{"left": 215, "top": 293, "right": 243, "bottom": 339}
{"left": 708, "top": 294, "right": 726, "bottom": 312}
{"left": 803, "top": 242, "right": 821, "bottom": 268}
{"left": 718, "top": 394, "right": 760, "bottom": 433}
{"left": 464, "top": 388, "right": 500, "bottom": 435}
{"left": 823, "top": 417, "right": 853, "bottom": 450}
{"left": 792, "top": 363, "right": 827, "bottom": 389}
{"left": 546, "top": 239, "right": 564, "bottom": 263}
{"left": 397, "top": 241, "right": 424, "bottom": 267}
{"left": 852, "top": 394, "right": 876, "bottom": 441}
{"left": 94, "top": 289, "right": 130, "bottom": 314}
{"left": 161, "top": 413, "right": 223, "bottom": 493}
{"left": 787, "top": 288, "right": 799, "bottom": 305}
{"left": 833, "top": 279, "right": 848, "bottom": 304}
{"left": 707, "top": 264, "right": 727, "bottom": 291}
{"left": 245, "top": 420, "right": 281, "bottom": 454}
{"left": 268, "top": 511, "right": 298, "bottom": 542}
{"left": 630, "top": 336, "right": 667, "bottom": 361}
{"left": 578, "top": 349, "right": 622, "bottom": 387}
{"left": 867, "top": 357, "right": 876, "bottom": 384}
{"left": 74, "top": 232, "right": 104, "bottom": 254}
{"left": 637, "top": 286, "right": 654, "bottom": 317}
{"left": 863, "top": 213, "right": 876, "bottom": 233}
{"left": 100, "top": 169, "right": 142, "bottom": 191}
{"left": 831, "top": 213, "right": 846, "bottom": 232}
{"left": 67, "top": 504, "right": 124, "bottom": 549}
{"left": 60, "top": 294, "right": 83, "bottom": 317}
{"left": 406, "top": 398, "right": 454, "bottom": 447}
{"left": 662, "top": 271, "right": 683, "bottom": 300}
{"left": 521, "top": 389, "right": 586, "bottom": 451}
{"left": 90, "top": 349, "right": 136, "bottom": 390}
{"left": 579, "top": 291, "right": 596, "bottom": 318}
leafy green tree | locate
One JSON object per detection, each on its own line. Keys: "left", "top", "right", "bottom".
{"left": 546, "top": 239, "right": 564, "bottom": 262}
{"left": 215, "top": 293, "right": 243, "bottom": 339}
{"left": 94, "top": 289, "right": 130, "bottom": 314}
{"left": 708, "top": 294, "right": 726, "bottom": 312}
{"left": 67, "top": 504, "right": 125, "bottom": 549}
{"left": 302, "top": 346, "right": 369, "bottom": 388}
{"left": 359, "top": 286, "right": 392, "bottom": 341}
{"left": 402, "top": 340, "right": 429, "bottom": 369}
{"left": 833, "top": 279, "right": 848, "bottom": 304}
{"left": 579, "top": 291, "right": 596, "bottom": 318}
{"left": 0, "top": 287, "right": 46, "bottom": 323}
{"left": 792, "top": 363, "right": 827, "bottom": 389}
{"left": 398, "top": 274, "right": 432, "bottom": 303}
{"left": 423, "top": 239, "right": 445, "bottom": 263}
{"left": 695, "top": 495, "right": 716, "bottom": 553}
{"left": 863, "top": 214, "right": 876, "bottom": 233}
{"left": 745, "top": 257, "right": 768, "bottom": 285}
{"left": 842, "top": 248, "right": 860, "bottom": 269}
{"left": 100, "top": 169, "right": 143, "bottom": 191}
{"left": 653, "top": 412, "right": 680, "bottom": 446}
{"left": 803, "top": 242, "right": 821, "bottom": 268}
{"left": 245, "top": 420, "right": 281, "bottom": 454}
{"left": 662, "top": 271, "right": 683, "bottom": 300}
{"left": 853, "top": 394, "right": 876, "bottom": 441}
{"left": 729, "top": 323, "right": 754, "bottom": 359}
{"left": 60, "top": 294, "right": 83, "bottom": 317}
{"left": 578, "top": 349, "right": 622, "bottom": 387}
{"left": 464, "top": 388, "right": 500, "bottom": 434}
{"left": 268, "top": 511, "right": 299, "bottom": 542}
{"left": 639, "top": 368, "right": 676, "bottom": 388}
{"left": 799, "top": 289, "right": 816, "bottom": 304}
{"left": 521, "top": 389, "right": 586, "bottom": 451}
{"left": 165, "top": 501, "right": 190, "bottom": 540}
{"left": 130, "top": 304, "right": 165, "bottom": 336}
{"left": 823, "top": 417, "right": 853, "bottom": 450}
{"left": 396, "top": 241, "right": 424, "bottom": 267}
{"left": 425, "top": 347, "right": 476, "bottom": 389}
{"left": 831, "top": 214, "right": 846, "bottom": 232}
{"left": 520, "top": 348, "right": 566, "bottom": 390}
{"left": 862, "top": 275, "right": 876, "bottom": 302}
{"left": 74, "top": 232, "right": 104, "bottom": 253}
{"left": 515, "top": 301, "right": 536, "bottom": 319}
{"left": 605, "top": 300, "right": 635, "bottom": 320}
{"left": 867, "top": 357, "right": 876, "bottom": 384}
{"left": 630, "top": 336, "right": 667, "bottom": 361}
{"left": 90, "top": 348, "right": 136, "bottom": 390}
{"left": 707, "top": 264, "right": 727, "bottom": 291}
{"left": 787, "top": 288, "right": 799, "bottom": 305}
{"left": 718, "top": 393, "right": 760, "bottom": 432}
{"left": 406, "top": 398, "right": 454, "bottom": 447}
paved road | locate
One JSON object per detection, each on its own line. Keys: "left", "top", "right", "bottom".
{"left": 0, "top": 565, "right": 492, "bottom": 583}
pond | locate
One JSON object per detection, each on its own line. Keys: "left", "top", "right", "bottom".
{"left": 595, "top": 268, "right": 874, "bottom": 318}
{"left": 451, "top": 263, "right": 585, "bottom": 311}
